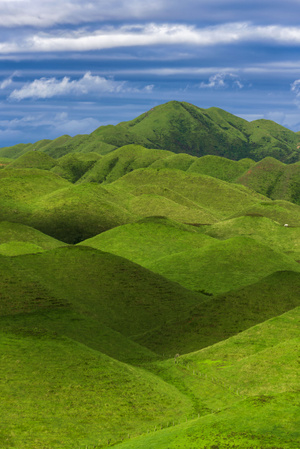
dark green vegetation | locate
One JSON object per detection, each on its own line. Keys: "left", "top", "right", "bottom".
{"left": 1, "top": 101, "right": 300, "bottom": 162}
{"left": 0, "top": 102, "right": 299, "bottom": 448}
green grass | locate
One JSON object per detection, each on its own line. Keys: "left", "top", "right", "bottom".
{"left": 0, "top": 221, "right": 65, "bottom": 250}
{"left": 30, "top": 183, "right": 136, "bottom": 243}
{"left": 108, "top": 168, "right": 269, "bottom": 221}
{"left": 51, "top": 152, "right": 101, "bottom": 182}
{"left": 233, "top": 199, "right": 300, "bottom": 225}
{"left": 108, "top": 306, "right": 300, "bottom": 449}
{"left": 4, "top": 150, "right": 56, "bottom": 170}
{"left": 79, "top": 216, "right": 215, "bottom": 264}
{"left": 1, "top": 245, "right": 204, "bottom": 342}
{"left": 187, "top": 154, "right": 255, "bottom": 182}
{"left": 79, "top": 144, "right": 174, "bottom": 184}
{"left": 135, "top": 270, "right": 300, "bottom": 355}
{"left": 204, "top": 215, "right": 300, "bottom": 260}
{"left": 146, "top": 235, "right": 300, "bottom": 293}
{"left": 1, "top": 101, "right": 299, "bottom": 162}
{"left": 0, "top": 331, "right": 194, "bottom": 449}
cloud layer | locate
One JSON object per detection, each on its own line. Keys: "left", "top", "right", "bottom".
{"left": 3, "top": 22, "right": 300, "bottom": 54}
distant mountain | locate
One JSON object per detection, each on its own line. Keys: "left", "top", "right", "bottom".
{"left": 1, "top": 101, "right": 300, "bottom": 162}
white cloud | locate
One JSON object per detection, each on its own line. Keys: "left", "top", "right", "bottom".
{"left": 0, "top": 78, "right": 13, "bottom": 89}
{"left": 9, "top": 71, "right": 154, "bottom": 100}
{"left": 0, "top": 1, "right": 164, "bottom": 27}
{"left": 291, "top": 79, "right": 300, "bottom": 95}
{"left": 3, "top": 22, "right": 300, "bottom": 54}
{"left": 199, "top": 73, "right": 243, "bottom": 89}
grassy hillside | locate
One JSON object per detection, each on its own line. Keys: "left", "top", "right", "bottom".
{"left": 79, "top": 216, "right": 215, "bottom": 264}
{"left": 1, "top": 101, "right": 299, "bottom": 162}
{"left": 146, "top": 236, "right": 300, "bottom": 293}
{"left": 113, "top": 307, "right": 300, "bottom": 449}
{"left": 204, "top": 215, "right": 300, "bottom": 260}
{"left": 108, "top": 168, "right": 269, "bottom": 221}
{"left": 233, "top": 199, "right": 300, "bottom": 226}
{"left": 136, "top": 270, "right": 300, "bottom": 355}
{"left": 0, "top": 331, "right": 194, "bottom": 449}
{"left": 79, "top": 144, "right": 174, "bottom": 184}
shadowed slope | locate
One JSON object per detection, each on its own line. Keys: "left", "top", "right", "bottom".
{"left": 136, "top": 270, "right": 300, "bottom": 355}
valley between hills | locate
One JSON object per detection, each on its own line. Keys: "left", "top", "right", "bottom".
{"left": 0, "top": 101, "right": 299, "bottom": 448}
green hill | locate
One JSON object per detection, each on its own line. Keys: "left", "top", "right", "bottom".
{"left": 1, "top": 101, "right": 300, "bottom": 162}
{"left": 204, "top": 215, "right": 300, "bottom": 260}
{"left": 108, "top": 168, "right": 269, "bottom": 221}
{"left": 79, "top": 216, "right": 216, "bottom": 264}
{"left": 146, "top": 236, "right": 300, "bottom": 293}
{"left": 114, "top": 306, "right": 300, "bottom": 449}
{"left": 136, "top": 270, "right": 300, "bottom": 355}
{"left": 233, "top": 199, "right": 300, "bottom": 226}
{"left": 237, "top": 156, "right": 300, "bottom": 204}
{"left": 0, "top": 221, "right": 65, "bottom": 250}
{"left": 51, "top": 152, "right": 101, "bottom": 182}
{"left": 4, "top": 150, "right": 56, "bottom": 170}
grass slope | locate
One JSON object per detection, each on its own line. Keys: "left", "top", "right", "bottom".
{"left": 108, "top": 168, "right": 269, "bottom": 221}
{"left": 79, "top": 216, "right": 216, "bottom": 265}
{"left": 51, "top": 152, "right": 101, "bottom": 183}
{"left": 136, "top": 270, "right": 300, "bottom": 355}
{"left": 111, "top": 306, "right": 300, "bottom": 449}
{"left": 0, "top": 221, "right": 65, "bottom": 250}
{"left": 1, "top": 101, "right": 300, "bottom": 162}
{"left": 204, "top": 214, "right": 300, "bottom": 260}
{"left": 0, "top": 168, "right": 138, "bottom": 243}
{"left": 146, "top": 235, "right": 300, "bottom": 293}
{"left": 1, "top": 245, "right": 204, "bottom": 345}
{"left": 79, "top": 144, "right": 174, "bottom": 184}
{"left": 233, "top": 199, "right": 300, "bottom": 226}
{"left": 236, "top": 156, "right": 300, "bottom": 204}
{"left": 30, "top": 183, "right": 136, "bottom": 243}
{"left": 0, "top": 331, "right": 194, "bottom": 449}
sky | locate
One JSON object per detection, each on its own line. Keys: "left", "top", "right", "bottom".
{"left": 1, "top": 1, "right": 300, "bottom": 147}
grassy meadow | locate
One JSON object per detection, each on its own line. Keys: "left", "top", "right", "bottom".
{"left": 0, "top": 102, "right": 299, "bottom": 448}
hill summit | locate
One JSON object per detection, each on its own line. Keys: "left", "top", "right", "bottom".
{"left": 1, "top": 101, "right": 300, "bottom": 162}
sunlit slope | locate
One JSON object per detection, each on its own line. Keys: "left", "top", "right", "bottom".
{"left": 0, "top": 331, "right": 194, "bottom": 449}
{"left": 112, "top": 307, "right": 300, "bottom": 449}
{"left": 108, "top": 168, "right": 269, "bottom": 221}
{"left": 0, "top": 168, "right": 71, "bottom": 223}
{"left": 186, "top": 154, "right": 255, "bottom": 182}
{"left": 232, "top": 199, "right": 300, "bottom": 225}
{"left": 136, "top": 270, "right": 300, "bottom": 355}
{"left": 79, "top": 144, "right": 174, "bottom": 184}
{"left": 79, "top": 217, "right": 216, "bottom": 264}
{"left": 0, "top": 221, "right": 65, "bottom": 250}
{"left": 1, "top": 101, "right": 300, "bottom": 162}
{"left": 146, "top": 236, "right": 300, "bottom": 293}
{"left": 4, "top": 150, "right": 56, "bottom": 170}
{"left": 204, "top": 215, "right": 300, "bottom": 260}
{"left": 237, "top": 156, "right": 300, "bottom": 204}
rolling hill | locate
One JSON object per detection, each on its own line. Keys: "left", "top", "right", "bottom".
{"left": 1, "top": 101, "right": 300, "bottom": 162}
{"left": 0, "top": 101, "right": 299, "bottom": 448}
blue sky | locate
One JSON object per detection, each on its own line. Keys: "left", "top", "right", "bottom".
{"left": 1, "top": 0, "right": 300, "bottom": 146}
